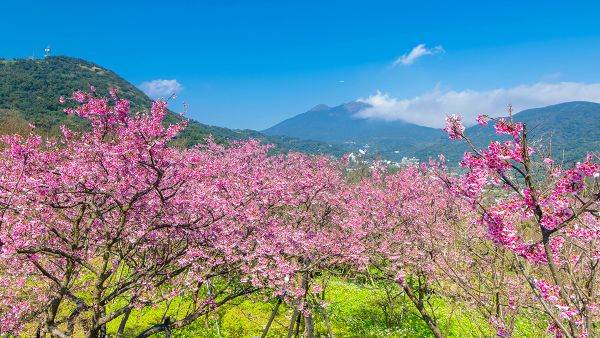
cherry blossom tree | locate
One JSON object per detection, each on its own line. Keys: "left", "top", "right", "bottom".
{"left": 237, "top": 152, "right": 367, "bottom": 338}
{"left": 0, "top": 90, "right": 262, "bottom": 337}
{"left": 4, "top": 87, "right": 598, "bottom": 338}
{"left": 442, "top": 110, "right": 600, "bottom": 337}
{"left": 345, "top": 163, "right": 468, "bottom": 338}
{"left": 0, "top": 89, "right": 372, "bottom": 337}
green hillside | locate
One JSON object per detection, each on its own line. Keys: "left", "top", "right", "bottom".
{"left": 0, "top": 56, "right": 343, "bottom": 155}
{"left": 417, "top": 101, "right": 600, "bottom": 163}
{"left": 263, "top": 97, "right": 600, "bottom": 164}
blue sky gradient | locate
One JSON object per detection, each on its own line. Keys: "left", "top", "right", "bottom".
{"left": 2, "top": 0, "right": 600, "bottom": 129}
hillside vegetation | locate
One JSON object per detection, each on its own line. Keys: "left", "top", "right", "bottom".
{"left": 419, "top": 101, "right": 600, "bottom": 163}
{"left": 0, "top": 56, "right": 343, "bottom": 154}
{"left": 4, "top": 56, "right": 596, "bottom": 163}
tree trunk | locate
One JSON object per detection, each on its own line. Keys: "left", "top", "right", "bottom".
{"left": 303, "top": 311, "right": 314, "bottom": 338}
{"left": 262, "top": 298, "right": 282, "bottom": 338}
{"left": 294, "top": 313, "right": 301, "bottom": 338}
{"left": 116, "top": 308, "right": 132, "bottom": 338}
{"left": 164, "top": 316, "right": 172, "bottom": 338}
{"left": 287, "top": 308, "right": 298, "bottom": 338}
{"left": 401, "top": 283, "right": 444, "bottom": 338}
{"left": 318, "top": 302, "right": 333, "bottom": 338}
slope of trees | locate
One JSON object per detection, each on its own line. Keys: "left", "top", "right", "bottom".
{"left": 0, "top": 89, "right": 598, "bottom": 337}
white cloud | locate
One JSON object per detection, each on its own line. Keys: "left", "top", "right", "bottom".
{"left": 139, "top": 79, "right": 183, "bottom": 98}
{"left": 356, "top": 82, "right": 600, "bottom": 128}
{"left": 393, "top": 44, "right": 444, "bottom": 66}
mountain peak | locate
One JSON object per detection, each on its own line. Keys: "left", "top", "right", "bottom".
{"left": 307, "top": 102, "right": 370, "bottom": 114}
{"left": 340, "top": 101, "right": 370, "bottom": 113}
{"left": 309, "top": 104, "right": 330, "bottom": 112}
{"left": 263, "top": 99, "right": 440, "bottom": 148}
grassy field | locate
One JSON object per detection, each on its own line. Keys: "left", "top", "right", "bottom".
{"left": 97, "top": 279, "right": 544, "bottom": 338}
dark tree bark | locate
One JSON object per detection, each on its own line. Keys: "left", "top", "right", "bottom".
{"left": 401, "top": 282, "right": 444, "bottom": 338}
{"left": 262, "top": 298, "right": 282, "bottom": 338}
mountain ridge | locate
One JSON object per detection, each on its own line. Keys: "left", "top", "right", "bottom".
{"left": 0, "top": 56, "right": 344, "bottom": 155}
{"left": 263, "top": 101, "right": 443, "bottom": 160}
{"left": 2, "top": 56, "right": 597, "bottom": 163}
{"left": 264, "top": 100, "right": 600, "bottom": 162}
{"left": 420, "top": 100, "right": 600, "bottom": 163}
{"left": 263, "top": 101, "right": 441, "bottom": 146}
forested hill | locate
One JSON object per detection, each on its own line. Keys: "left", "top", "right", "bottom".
{"left": 2, "top": 56, "right": 597, "bottom": 162}
{"left": 0, "top": 56, "right": 343, "bottom": 155}
{"left": 417, "top": 101, "right": 600, "bottom": 163}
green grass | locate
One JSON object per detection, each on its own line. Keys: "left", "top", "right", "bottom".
{"left": 98, "top": 279, "right": 544, "bottom": 338}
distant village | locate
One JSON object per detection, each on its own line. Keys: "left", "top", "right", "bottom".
{"left": 347, "top": 144, "right": 420, "bottom": 168}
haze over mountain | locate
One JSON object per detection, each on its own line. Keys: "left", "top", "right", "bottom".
{"left": 264, "top": 102, "right": 442, "bottom": 144}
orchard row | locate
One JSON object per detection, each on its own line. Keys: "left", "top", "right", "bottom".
{"left": 0, "top": 89, "right": 598, "bottom": 337}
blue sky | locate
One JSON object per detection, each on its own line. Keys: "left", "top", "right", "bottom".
{"left": 3, "top": 0, "right": 600, "bottom": 129}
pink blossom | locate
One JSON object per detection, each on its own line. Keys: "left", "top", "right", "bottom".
{"left": 493, "top": 118, "right": 523, "bottom": 138}
{"left": 535, "top": 279, "right": 561, "bottom": 302}
{"left": 443, "top": 114, "right": 465, "bottom": 140}
{"left": 476, "top": 114, "right": 489, "bottom": 126}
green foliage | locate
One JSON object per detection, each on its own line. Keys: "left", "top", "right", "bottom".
{"left": 2, "top": 57, "right": 598, "bottom": 161}
{"left": 0, "top": 109, "right": 32, "bottom": 136}
{"left": 263, "top": 99, "right": 600, "bottom": 163}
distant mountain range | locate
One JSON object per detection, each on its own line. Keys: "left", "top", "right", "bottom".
{"left": 264, "top": 101, "right": 441, "bottom": 145}
{"left": 263, "top": 101, "right": 442, "bottom": 161}
{"left": 1, "top": 56, "right": 598, "bottom": 164}
{"left": 0, "top": 56, "right": 344, "bottom": 155}
{"left": 263, "top": 100, "right": 600, "bottom": 163}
